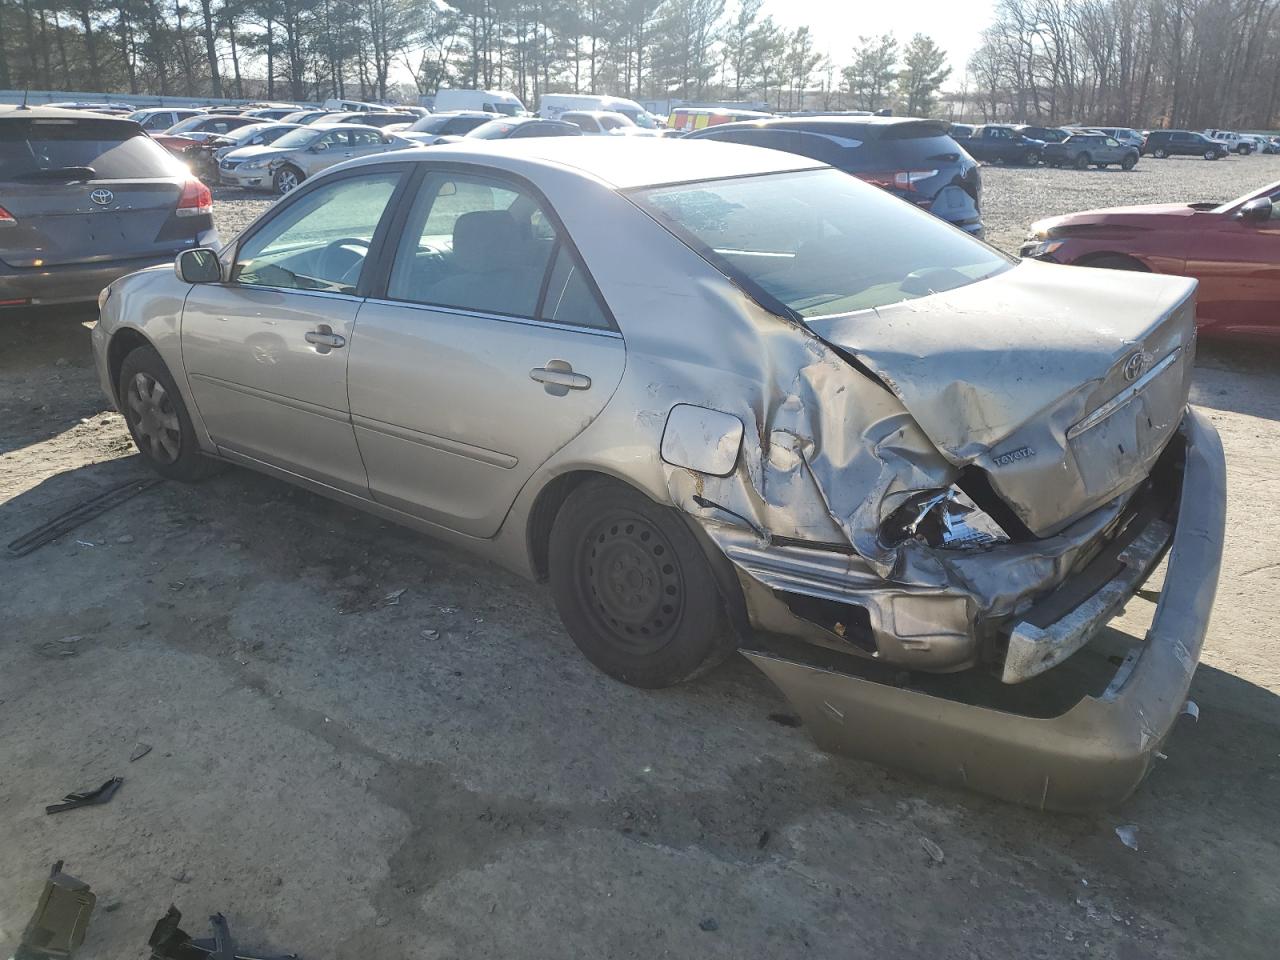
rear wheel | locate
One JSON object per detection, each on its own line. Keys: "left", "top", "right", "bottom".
{"left": 1121, "top": 154, "right": 1137, "bottom": 170}
{"left": 118, "top": 345, "right": 222, "bottom": 481}
{"left": 1022, "top": 150, "right": 1041, "bottom": 166}
{"left": 1074, "top": 152, "right": 1091, "bottom": 169}
{"left": 547, "top": 479, "right": 736, "bottom": 688}
{"left": 1204, "top": 149, "right": 1218, "bottom": 161}
{"left": 1153, "top": 148, "right": 1168, "bottom": 158}
{"left": 1094, "top": 163, "right": 1107, "bottom": 169}
{"left": 274, "top": 164, "right": 303, "bottom": 195}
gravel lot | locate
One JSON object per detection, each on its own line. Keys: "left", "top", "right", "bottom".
{"left": 1, "top": 153, "right": 1277, "bottom": 960}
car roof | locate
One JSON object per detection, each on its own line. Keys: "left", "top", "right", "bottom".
{"left": 0, "top": 104, "right": 139, "bottom": 123}
{"left": 688, "top": 114, "right": 948, "bottom": 140}
{"left": 309, "top": 122, "right": 385, "bottom": 132}
{"left": 342, "top": 136, "right": 823, "bottom": 189}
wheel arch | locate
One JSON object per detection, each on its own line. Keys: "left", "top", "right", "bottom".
{"left": 106, "top": 326, "right": 158, "bottom": 406}
{"left": 1073, "top": 252, "right": 1151, "bottom": 272}
{"left": 524, "top": 467, "right": 751, "bottom": 641}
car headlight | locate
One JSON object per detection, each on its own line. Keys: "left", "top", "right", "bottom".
{"left": 241, "top": 159, "right": 268, "bottom": 170}
{"left": 880, "top": 487, "right": 1010, "bottom": 550}
{"left": 97, "top": 284, "right": 112, "bottom": 312}
{"left": 1021, "top": 238, "right": 1064, "bottom": 258}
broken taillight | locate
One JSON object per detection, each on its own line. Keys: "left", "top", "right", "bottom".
{"left": 175, "top": 179, "right": 212, "bottom": 218}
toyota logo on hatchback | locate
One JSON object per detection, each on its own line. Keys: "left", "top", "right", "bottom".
{"left": 90, "top": 189, "right": 114, "bottom": 206}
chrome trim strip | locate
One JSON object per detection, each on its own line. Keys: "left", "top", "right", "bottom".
{"left": 360, "top": 298, "right": 624, "bottom": 339}
{"left": 351, "top": 414, "right": 518, "bottom": 469}
{"left": 1067, "top": 348, "right": 1183, "bottom": 441}
{"left": 221, "top": 283, "right": 365, "bottom": 303}
{"left": 188, "top": 373, "right": 351, "bottom": 424}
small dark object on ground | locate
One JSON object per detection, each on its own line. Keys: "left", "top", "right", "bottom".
{"left": 148, "top": 905, "right": 298, "bottom": 960}
{"left": 767, "top": 712, "right": 802, "bottom": 727}
{"left": 698, "top": 917, "right": 720, "bottom": 932}
{"left": 757, "top": 829, "right": 770, "bottom": 849}
{"left": 45, "top": 777, "right": 122, "bottom": 815}
{"left": 7, "top": 477, "right": 163, "bottom": 558}
{"left": 13, "top": 860, "right": 96, "bottom": 960}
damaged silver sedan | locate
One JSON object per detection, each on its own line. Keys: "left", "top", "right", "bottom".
{"left": 92, "top": 139, "right": 1226, "bottom": 811}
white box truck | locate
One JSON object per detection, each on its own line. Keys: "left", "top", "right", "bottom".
{"left": 433, "top": 89, "right": 527, "bottom": 116}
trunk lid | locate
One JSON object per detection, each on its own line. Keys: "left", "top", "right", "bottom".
{"left": 805, "top": 260, "right": 1197, "bottom": 536}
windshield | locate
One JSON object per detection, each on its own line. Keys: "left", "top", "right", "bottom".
{"left": 490, "top": 103, "right": 524, "bottom": 117}
{"left": 271, "top": 128, "right": 322, "bottom": 149}
{"left": 410, "top": 116, "right": 452, "bottom": 133}
{"left": 0, "top": 119, "right": 181, "bottom": 179}
{"left": 633, "top": 168, "right": 1012, "bottom": 318}
{"left": 1213, "top": 180, "right": 1280, "bottom": 213}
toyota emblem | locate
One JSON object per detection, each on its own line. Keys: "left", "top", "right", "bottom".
{"left": 90, "top": 189, "right": 114, "bottom": 206}
{"left": 1122, "top": 352, "right": 1149, "bottom": 382}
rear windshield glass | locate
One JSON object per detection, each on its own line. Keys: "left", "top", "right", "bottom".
{"left": 705, "top": 124, "right": 961, "bottom": 171}
{"left": 633, "top": 168, "right": 1011, "bottom": 318}
{"left": 0, "top": 119, "right": 180, "bottom": 179}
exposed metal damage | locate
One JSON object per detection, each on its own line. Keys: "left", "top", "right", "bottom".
{"left": 656, "top": 260, "right": 1225, "bottom": 811}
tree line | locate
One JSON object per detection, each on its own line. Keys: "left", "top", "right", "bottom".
{"left": 0, "top": 0, "right": 954, "bottom": 117}
{"left": 965, "top": 0, "right": 1280, "bottom": 129}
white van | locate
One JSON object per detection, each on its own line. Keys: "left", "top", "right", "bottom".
{"left": 433, "top": 89, "right": 527, "bottom": 117}
{"left": 322, "top": 98, "right": 384, "bottom": 112}
{"left": 539, "top": 93, "right": 661, "bottom": 129}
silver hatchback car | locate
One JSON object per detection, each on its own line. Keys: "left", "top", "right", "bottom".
{"left": 92, "top": 139, "right": 1225, "bottom": 810}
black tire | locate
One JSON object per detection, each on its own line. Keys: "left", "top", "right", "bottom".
{"left": 1237, "top": 144, "right": 1250, "bottom": 155}
{"left": 1094, "top": 163, "right": 1107, "bottom": 169}
{"left": 1153, "top": 148, "right": 1168, "bottom": 158}
{"left": 1121, "top": 154, "right": 1137, "bottom": 170}
{"left": 547, "top": 478, "right": 736, "bottom": 688}
{"left": 1080, "top": 254, "right": 1148, "bottom": 272}
{"left": 118, "top": 345, "right": 223, "bottom": 482}
{"left": 273, "top": 164, "right": 304, "bottom": 195}
{"left": 1074, "top": 152, "right": 1091, "bottom": 169}
{"left": 1204, "top": 150, "right": 1218, "bottom": 161}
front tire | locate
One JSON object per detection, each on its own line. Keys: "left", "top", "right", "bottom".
{"left": 119, "top": 345, "right": 222, "bottom": 481}
{"left": 1121, "top": 154, "right": 1137, "bottom": 170}
{"left": 1204, "top": 150, "right": 1218, "bottom": 161}
{"left": 548, "top": 479, "right": 736, "bottom": 688}
{"left": 274, "top": 165, "right": 303, "bottom": 195}
{"left": 1154, "top": 148, "right": 1168, "bottom": 158}
{"left": 1074, "top": 152, "right": 1091, "bottom": 169}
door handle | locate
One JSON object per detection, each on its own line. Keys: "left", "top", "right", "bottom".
{"left": 305, "top": 326, "right": 346, "bottom": 353}
{"left": 530, "top": 359, "right": 591, "bottom": 395}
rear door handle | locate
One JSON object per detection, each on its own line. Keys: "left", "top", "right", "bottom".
{"left": 305, "top": 326, "right": 346, "bottom": 353}
{"left": 530, "top": 359, "right": 591, "bottom": 395}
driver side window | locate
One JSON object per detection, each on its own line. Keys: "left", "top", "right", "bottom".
{"left": 233, "top": 172, "right": 401, "bottom": 294}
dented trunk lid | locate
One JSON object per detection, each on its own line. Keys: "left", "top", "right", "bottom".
{"left": 804, "top": 260, "right": 1197, "bottom": 536}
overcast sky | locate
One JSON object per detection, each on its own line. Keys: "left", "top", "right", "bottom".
{"left": 767, "top": 0, "right": 994, "bottom": 81}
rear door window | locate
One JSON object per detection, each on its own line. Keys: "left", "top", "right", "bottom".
{"left": 0, "top": 119, "right": 179, "bottom": 180}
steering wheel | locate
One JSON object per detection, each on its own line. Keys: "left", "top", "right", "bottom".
{"left": 317, "top": 237, "right": 371, "bottom": 287}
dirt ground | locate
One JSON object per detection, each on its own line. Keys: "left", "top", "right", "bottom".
{"left": 1, "top": 155, "right": 1278, "bottom": 959}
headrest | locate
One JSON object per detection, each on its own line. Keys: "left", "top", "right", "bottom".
{"left": 452, "top": 210, "right": 523, "bottom": 272}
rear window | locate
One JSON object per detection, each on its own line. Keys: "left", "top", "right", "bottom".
{"left": 633, "top": 168, "right": 1010, "bottom": 318}
{"left": 0, "top": 118, "right": 181, "bottom": 179}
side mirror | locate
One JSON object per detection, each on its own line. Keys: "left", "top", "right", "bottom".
{"left": 310, "top": 142, "right": 327, "bottom": 152}
{"left": 1238, "top": 197, "right": 1273, "bottom": 223}
{"left": 176, "top": 247, "right": 222, "bottom": 284}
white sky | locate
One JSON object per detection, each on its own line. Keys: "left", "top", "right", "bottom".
{"left": 766, "top": 0, "right": 994, "bottom": 83}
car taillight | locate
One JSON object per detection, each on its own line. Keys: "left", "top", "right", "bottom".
{"left": 892, "top": 169, "right": 939, "bottom": 190}
{"left": 0, "top": 204, "right": 16, "bottom": 226}
{"left": 176, "top": 179, "right": 212, "bottom": 218}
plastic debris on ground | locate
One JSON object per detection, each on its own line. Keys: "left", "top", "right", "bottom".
{"left": 45, "top": 777, "right": 123, "bottom": 815}
{"left": 13, "top": 860, "right": 95, "bottom": 960}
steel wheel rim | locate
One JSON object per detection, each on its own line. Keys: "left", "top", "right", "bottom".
{"left": 126, "top": 372, "right": 181, "bottom": 464}
{"left": 577, "top": 513, "right": 685, "bottom": 656}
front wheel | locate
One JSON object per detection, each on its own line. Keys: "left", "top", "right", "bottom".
{"left": 547, "top": 479, "right": 736, "bottom": 688}
{"left": 1154, "top": 148, "right": 1168, "bottom": 158}
{"left": 1121, "top": 154, "right": 1137, "bottom": 170}
{"left": 273, "top": 165, "right": 303, "bottom": 195}
{"left": 1074, "top": 152, "right": 1091, "bottom": 169}
{"left": 1204, "top": 150, "right": 1218, "bottom": 160}
{"left": 118, "top": 345, "right": 222, "bottom": 482}
{"left": 1022, "top": 150, "right": 1041, "bottom": 166}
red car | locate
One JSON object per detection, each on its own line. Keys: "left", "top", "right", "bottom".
{"left": 150, "top": 114, "right": 257, "bottom": 157}
{"left": 1021, "top": 180, "right": 1280, "bottom": 341}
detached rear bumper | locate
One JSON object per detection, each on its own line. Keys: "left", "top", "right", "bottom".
{"left": 746, "top": 407, "right": 1225, "bottom": 812}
